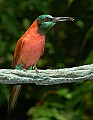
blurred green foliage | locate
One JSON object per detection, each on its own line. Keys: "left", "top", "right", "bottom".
{"left": 0, "top": 0, "right": 93, "bottom": 119}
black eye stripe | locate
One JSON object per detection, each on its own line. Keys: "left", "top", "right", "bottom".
{"left": 43, "top": 17, "right": 53, "bottom": 22}
{"left": 45, "top": 17, "right": 48, "bottom": 20}
{"left": 45, "top": 17, "right": 52, "bottom": 20}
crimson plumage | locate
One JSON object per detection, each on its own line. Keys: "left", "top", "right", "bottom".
{"left": 14, "top": 20, "right": 45, "bottom": 69}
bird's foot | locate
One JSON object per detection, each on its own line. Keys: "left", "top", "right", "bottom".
{"left": 33, "top": 66, "right": 39, "bottom": 74}
{"left": 28, "top": 66, "right": 39, "bottom": 74}
{"left": 23, "top": 69, "right": 28, "bottom": 73}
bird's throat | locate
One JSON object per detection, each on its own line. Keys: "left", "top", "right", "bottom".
{"left": 38, "top": 22, "right": 55, "bottom": 35}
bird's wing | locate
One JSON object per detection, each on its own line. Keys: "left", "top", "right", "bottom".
{"left": 13, "top": 38, "right": 24, "bottom": 67}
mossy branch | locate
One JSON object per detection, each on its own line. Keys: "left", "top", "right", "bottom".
{"left": 0, "top": 64, "right": 93, "bottom": 85}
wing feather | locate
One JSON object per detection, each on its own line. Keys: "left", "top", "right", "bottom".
{"left": 13, "top": 38, "right": 24, "bottom": 67}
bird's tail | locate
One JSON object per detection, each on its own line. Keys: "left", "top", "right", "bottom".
{"left": 6, "top": 85, "right": 21, "bottom": 120}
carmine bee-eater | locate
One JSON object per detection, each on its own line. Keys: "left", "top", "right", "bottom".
{"left": 7, "top": 14, "right": 74, "bottom": 119}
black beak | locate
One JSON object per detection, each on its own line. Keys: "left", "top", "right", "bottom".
{"left": 53, "top": 17, "right": 75, "bottom": 23}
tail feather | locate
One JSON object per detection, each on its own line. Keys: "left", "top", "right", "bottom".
{"left": 7, "top": 85, "right": 21, "bottom": 120}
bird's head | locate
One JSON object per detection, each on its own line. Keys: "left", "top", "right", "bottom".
{"left": 37, "top": 14, "right": 74, "bottom": 35}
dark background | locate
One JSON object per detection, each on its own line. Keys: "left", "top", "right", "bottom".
{"left": 0, "top": 0, "right": 93, "bottom": 120}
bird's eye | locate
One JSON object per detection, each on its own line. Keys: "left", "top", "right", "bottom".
{"left": 44, "top": 17, "right": 52, "bottom": 22}
{"left": 44, "top": 17, "right": 48, "bottom": 21}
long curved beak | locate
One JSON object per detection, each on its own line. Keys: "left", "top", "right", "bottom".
{"left": 53, "top": 17, "right": 75, "bottom": 23}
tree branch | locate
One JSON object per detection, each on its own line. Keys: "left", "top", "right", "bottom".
{"left": 0, "top": 64, "right": 93, "bottom": 85}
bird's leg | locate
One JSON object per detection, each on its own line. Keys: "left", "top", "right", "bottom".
{"left": 16, "top": 64, "right": 27, "bottom": 72}
{"left": 29, "top": 66, "right": 39, "bottom": 74}
{"left": 33, "top": 66, "right": 39, "bottom": 74}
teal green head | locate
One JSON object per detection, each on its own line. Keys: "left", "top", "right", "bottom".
{"left": 37, "top": 14, "right": 74, "bottom": 35}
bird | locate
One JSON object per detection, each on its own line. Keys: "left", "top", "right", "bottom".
{"left": 7, "top": 14, "right": 74, "bottom": 120}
